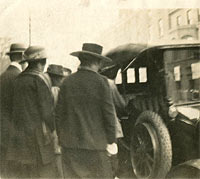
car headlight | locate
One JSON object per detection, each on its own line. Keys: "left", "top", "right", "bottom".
{"left": 168, "top": 105, "right": 178, "bottom": 118}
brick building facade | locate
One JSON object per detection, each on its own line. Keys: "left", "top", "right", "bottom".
{"left": 97, "top": 8, "right": 200, "bottom": 52}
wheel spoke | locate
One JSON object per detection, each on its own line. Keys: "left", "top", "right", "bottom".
{"left": 146, "top": 147, "right": 153, "bottom": 152}
{"left": 135, "top": 159, "right": 144, "bottom": 175}
{"left": 146, "top": 153, "right": 154, "bottom": 163}
{"left": 132, "top": 147, "right": 141, "bottom": 157}
{"left": 137, "top": 135, "right": 143, "bottom": 144}
{"left": 144, "top": 164, "right": 148, "bottom": 176}
{"left": 139, "top": 161, "right": 145, "bottom": 175}
{"left": 136, "top": 147, "right": 141, "bottom": 154}
{"left": 145, "top": 159, "right": 153, "bottom": 173}
{"left": 139, "top": 154, "right": 153, "bottom": 177}
{"left": 135, "top": 159, "right": 141, "bottom": 168}
{"left": 135, "top": 156, "right": 144, "bottom": 168}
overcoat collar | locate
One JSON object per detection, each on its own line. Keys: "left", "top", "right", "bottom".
{"left": 78, "top": 66, "right": 98, "bottom": 73}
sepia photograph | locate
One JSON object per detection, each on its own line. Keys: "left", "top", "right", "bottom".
{"left": 0, "top": 0, "right": 200, "bottom": 178}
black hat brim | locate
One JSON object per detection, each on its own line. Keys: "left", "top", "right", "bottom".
{"left": 47, "top": 71, "right": 65, "bottom": 77}
{"left": 70, "top": 51, "right": 112, "bottom": 62}
{"left": 6, "top": 51, "right": 24, "bottom": 55}
{"left": 20, "top": 58, "right": 46, "bottom": 63}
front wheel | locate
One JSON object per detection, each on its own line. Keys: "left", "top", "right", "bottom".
{"left": 130, "top": 111, "right": 172, "bottom": 178}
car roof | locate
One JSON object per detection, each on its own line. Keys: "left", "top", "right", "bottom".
{"left": 102, "top": 42, "right": 200, "bottom": 73}
{"left": 123, "top": 43, "right": 200, "bottom": 71}
{"left": 150, "top": 42, "right": 200, "bottom": 50}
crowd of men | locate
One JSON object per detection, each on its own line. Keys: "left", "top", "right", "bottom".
{"left": 0, "top": 43, "right": 126, "bottom": 178}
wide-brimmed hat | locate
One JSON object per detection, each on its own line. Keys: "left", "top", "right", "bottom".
{"left": 6, "top": 43, "right": 26, "bottom": 55}
{"left": 47, "top": 64, "right": 64, "bottom": 76}
{"left": 22, "top": 46, "right": 47, "bottom": 62}
{"left": 70, "top": 43, "right": 112, "bottom": 62}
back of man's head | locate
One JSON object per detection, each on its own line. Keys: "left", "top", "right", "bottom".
{"left": 28, "top": 59, "right": 46, "bottom": 70}
{"left": 79, "top": 54, "right": 102, "bottom": 68}
{"left": 48, "top": 73, "right": 64, "bottom": 87}
{"left": 9, "top": 53, "right": 23, "bottom": 62}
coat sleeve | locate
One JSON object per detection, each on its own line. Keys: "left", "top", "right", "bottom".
{"left": 54, "top": 84, "right": 65, "bottom": 138}
{"left": 36, "top": 78, "right": 55, "bottom": 131}
{"left": 101, "top": 77, "right": 117, "bottom": 144}
{"left": 108, "top": 79, "right": 126, "bottom": 116}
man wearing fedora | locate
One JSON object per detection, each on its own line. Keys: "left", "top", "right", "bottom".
{"left": 7, "top": 46, "right": 57, "bottom": 178}
{"left": 46, "top": 64, "right": 66, "bottom": 106}
{"left": 46, "top": 64, "right": 68, "bottom": 178}
{"left": 0, "top": 43, "right": 26, "bottom": 177}
{"left": 55, "top": 43, "right": 117, "bottom": 178}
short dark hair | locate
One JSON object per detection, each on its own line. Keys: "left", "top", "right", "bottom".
{"left": 79, "top": 54, "right": 101, "bottom": 67}
{"left": 48, "top": 73, "right": 64, "bottom": 87}
{"left": 28, "top": 58, "right": 46, "bottom": 68}
{"left": 9, "top": 53, "right": 23, "bottom": 62}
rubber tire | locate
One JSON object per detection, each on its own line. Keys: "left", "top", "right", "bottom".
{"left": 131, "top": 110, "right": 172, "bottom": 178}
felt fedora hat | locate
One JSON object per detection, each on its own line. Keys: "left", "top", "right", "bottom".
{"left": 47, "top": 64, "right": 64, "bottom": 76}
{"left": 23, "top": 46, "right": 47, "bottom": 62}
{"left": 70, "top": 43, "right": 112, "bottom": 62}
{"left": 6, "top": 43, "right": 26, "bottom": 55}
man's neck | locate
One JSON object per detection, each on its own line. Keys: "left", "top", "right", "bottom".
{"left": 26, "top": 65, "right": 44, "bottom": 73}
{"left": 10, "top": 61, "right": 22, "bottom": 72}
{"left": 79, "top": 65, "right": 99, "bottom": 73}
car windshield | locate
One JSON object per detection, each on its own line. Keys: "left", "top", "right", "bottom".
{"left": 164, "top": 47, "right": 200, "bottom": 105}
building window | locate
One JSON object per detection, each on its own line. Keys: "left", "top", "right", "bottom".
{"left": 181, "top": 35, "right": 194, "bottom": 40}
{"left": 176, "top": 16, "right": 182, "bottom": 26}
{"left": 168, "top": 16, "right": 172, "bottom": 29}
{"left": 187, "top": 10, "right": 193, "bottom": 24}
{"left": 158, "top": 19, "right": 164, "bottom": 37}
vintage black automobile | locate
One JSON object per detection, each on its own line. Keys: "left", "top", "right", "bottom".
{"left": 101, "top": 43, "right": 200, "bottom": 178}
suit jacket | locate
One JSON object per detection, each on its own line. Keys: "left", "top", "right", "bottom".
{"left": 0, "top": 65, "right": 21, "bottom": 149}
{"left": 107, "top": 79, "right": 126, "bottom": 116}
{"left": 7, "top": 68, "right": 55, "bottom": 165}
{"left": 108, "top": 79, "right": 125, "bottom": 138}
{"left": 55, "top": 68, "right": 116, "bottom": 150}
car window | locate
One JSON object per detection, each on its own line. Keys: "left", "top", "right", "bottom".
{"left": 191, "top": 62, "right": 200, "bottom": 80}
{"left": 139, "top": 67, "right": 147, "bottom": 83}
{"left": 115, "top": 69, "right": 122, "bottom": 84}
{"left": 127, "top": 68, "right": 135, "bottom": 83}
{"left": 174, "top": 66, "right": 181, "bottom": 81}
{"left": 164, "top": 48, "right": 200, "bottom": 104}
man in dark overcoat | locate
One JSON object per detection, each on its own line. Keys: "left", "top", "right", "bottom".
{"left": 6, "top": 46, "right": 57, "bottom": 178}
{"left": 46, "top": 64, "right": 66, "bottom": 178}
{"left": 0, "top": 43, "right": 26, "bottom": 177}
{"left": 55, "top": 43, "right": 117, "bottom": 178}
{"left": 46, "top": 64, "right": 65, "bottom": 106}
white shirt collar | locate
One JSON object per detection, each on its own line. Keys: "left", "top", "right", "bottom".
{"left": 10, "top": 61, "right": 22, "bottom": 72}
